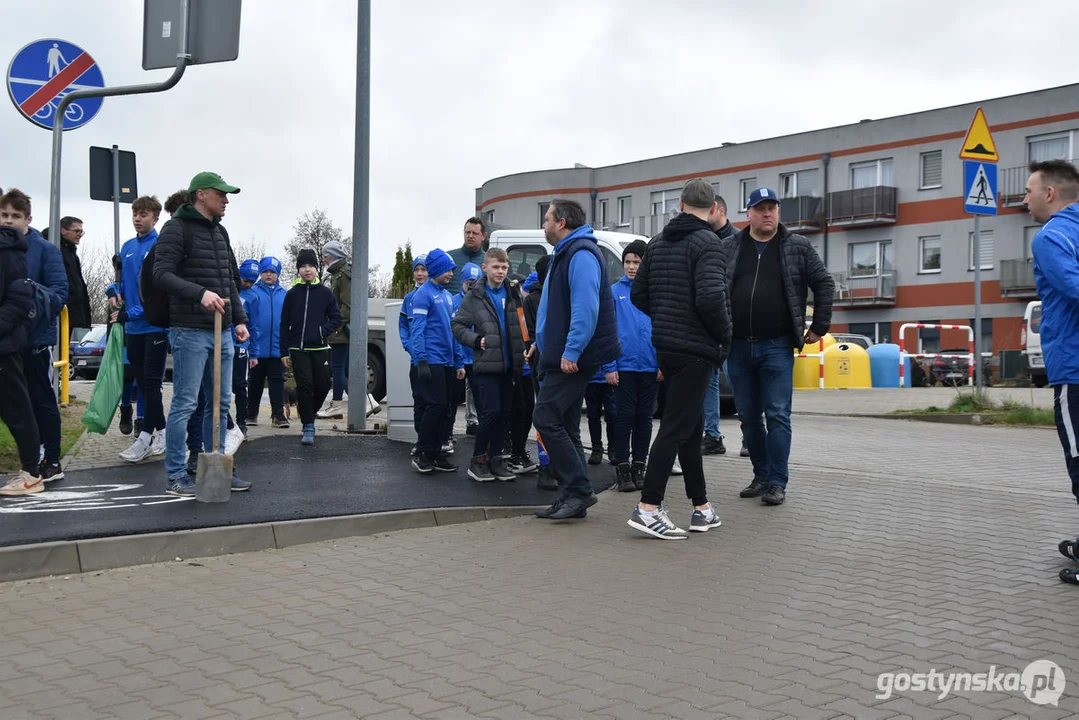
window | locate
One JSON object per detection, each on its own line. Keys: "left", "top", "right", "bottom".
{"left": 919, "top": 235, "right": 942, "bottom": 273}
{"left": 1028, "top": 131, "right": 1073, "bottom": 162}
{"left": 849, "top": 240, "right": 892, "bottom": 277}
{"left": 919, "top": 321, "right": 941, "bottom": 354}
{"left": 505, "top": 244, "right": 548, "bottom": 283}
{"left": 600, "top": 246, "right": 623, "bottom": 284}
{"left": 617, "top": 196, "right": 632, "bottom": 226}
{"left": 850, "top": 158, "right": 893, "bottom": 188}
{"left": 968, "top": 229, "right": 994, "bottom": 271}
{"left": 1024, "top": 225, "right": 1040, "bottom": 259}
{"left": 739, "top": 178, "right": 758, "bottom": 210}
{"left": 598, "top": 199, "right": 609, "bottom": 229}
{"left": 968, "top": 317, "right": 993, "bottom": 355}
{"left": 538, "top": 202, "right": 549, "bottom": 228}
{"left": 483, "top": 209, "right": 495, "bottom": 225}
{"left": 712, "top": 181, "right": 721, "bottom": 198}
{"left": 919, "top": 151, "right": 943, "bottom": 189}
{"left": 848, "top": 322, "right": 889, "bottom": 344}
{"left": 779, "top": 169, "right": 820, "bottom": 198}
{"left": 649, "top": 189, "right": 681, "bottom": 216}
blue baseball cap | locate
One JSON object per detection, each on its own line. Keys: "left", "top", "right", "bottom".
{"left": 259, "top": 256, "right": 282, "bottom": 275}
{"left": 412, "top": 254, "right": 428, "bottom": 271}
{"left": 239, "top": 259, "right": 260, "bottom": 281}
{"left": 746, "top": 187, "right": 781, "bottom": 208}
{"left": 461, "top": 262, "right": 482, "bottom": 283}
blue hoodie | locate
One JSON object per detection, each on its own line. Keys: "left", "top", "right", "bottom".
{"left": 252, "top": 279, "right": 287, "bottom": 358}
{"left": 1032, "top": 203, "right": 1079, "bottom": 385}
{"left": 116, "top": 229, "right": 161, "bottom": 336}
{"left": 613, "top": 274, "right": 657, "bottom": 373}
{"left": 536, "top": 225, "right": 602, "bottom": 363}
{"left": 236, "top": 284, "right": 260, "bottom": 352}
{"left": 24, "top": 227, "right": 69, "bottom": 347}
{"left": 410, "top": 279, "right": 464, "bottom": 368}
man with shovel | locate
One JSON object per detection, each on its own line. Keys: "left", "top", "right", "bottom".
{"left": 153, "top": 172, "right": 251, "bottom": 497}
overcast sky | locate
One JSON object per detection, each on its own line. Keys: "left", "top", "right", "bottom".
{"left": 2, "top": 0, "right": 1077, "bottom": 278}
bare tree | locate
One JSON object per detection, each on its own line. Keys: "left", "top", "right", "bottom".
{"left": 284, "top": 208, "right": 352, "bottom": 277}
{"left": 368, "top": 266, "right": 391, "bottom": 298}
{"left": 233, "top": 235, "right": 267, "bottom": 265}
{"left": 79, "top": 247, "right": 115, "bottom": 324}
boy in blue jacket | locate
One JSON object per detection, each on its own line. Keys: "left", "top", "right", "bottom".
{"left": 610, "top": 240, "right": 659, "bottom": 492}
{"left": 248, "top": 256, "right": 289, "bottom": 428}
{"left": 280, "top": 249, "right": 341, "bottom": 446}
{"left": 410, "top": 248, "right": 464, "bottom": 473}
{"left": 399, "top": 254, "right": 427, "bottom": 442}
{"left": 232, "top": 259, "right": 261, "bottom": 440}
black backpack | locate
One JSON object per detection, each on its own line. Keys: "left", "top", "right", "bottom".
{"left": 138, "top": 223, "right": 190, "bottom": 328}
{"left": 16, "top": 277, "right": 59, "bottom": 343}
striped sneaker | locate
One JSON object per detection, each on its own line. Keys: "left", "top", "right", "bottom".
{"left": 689, "top": 508, "right": 722, "bottom": 532}
{"left": 627, "top": 505, "right": 688, "bottom": 540}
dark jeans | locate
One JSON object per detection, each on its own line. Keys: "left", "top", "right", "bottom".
{"left": 641, "top": 353, "right": 710, "bottom": 507}
{"left": 612, "top": 371, "right": 658, "bottom": 464}
{"left": 532, "top": 367, "right": 594, "bottom": 500}
{"left": 330, "top": 343, "right": 349, "bottom": 401}
{"left": 0, "top": 352, "right": 42, "bottom": 474}
{"left": 291, "top": 349, "right": 333, "bottom": 425}
{"left": 472, "top": 371, "right": 513, "bottom": 459}
{"left": 727, "top": 337, "right": 795, "bottom": 487}
{"left": 126, "top": 332, "right": 168, "bottom": 432}
{"left": 510, "top": 372, "right": 534, "bottom": 457}
{"left": 21, "top": 345, "right": 62, "bottom": 464}
{"left": 232, "top": 347, "right": 250, "bottom": 430}
{"left": 1054, "top": 384, "right": 1079, "bottom": 504}
{"left": 410, "top": 365, "right": 426, "bottom": 435}
{"left": 415, "top": 364, "right": 455, "bottom": 455}
{"left": 585, "top": 382, "right": 615, "bottom": 452}
{"left": 248, "top": 356, "right": 285, "bottom": 419}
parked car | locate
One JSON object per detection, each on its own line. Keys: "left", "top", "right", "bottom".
{"left": 930, "top": 349, "right": 993, "bottom": 387}
{"left": 829, "top": 333, "right": 874, "bottom": 350}
{"left": 1022, "top": 300, "right": 1048, "bottom": 388}
{"left": 69, "top": 323, "right": 107, "bottom": 380}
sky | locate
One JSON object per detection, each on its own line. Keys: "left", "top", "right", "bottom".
{"left": 2, "top": 0, "right": 1077, "bottom": 280}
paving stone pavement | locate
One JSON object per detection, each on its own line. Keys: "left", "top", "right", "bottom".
{"left": 5, "top": 414, "right": 1079, "bottom": 719}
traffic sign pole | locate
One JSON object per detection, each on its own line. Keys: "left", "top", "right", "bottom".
{"left": 347, "top": 0, "right": 371, "bottom": 432}
{"left": 974, "top": 214, "right": 982, "bottom": 390}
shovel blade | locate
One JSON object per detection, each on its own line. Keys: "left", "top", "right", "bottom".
{"left": 195, "top": 452, "right": 234, "bottom": 503}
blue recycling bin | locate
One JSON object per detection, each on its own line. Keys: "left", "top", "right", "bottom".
{"left": 868, "top": 343, "right": 912, "bottom": 388}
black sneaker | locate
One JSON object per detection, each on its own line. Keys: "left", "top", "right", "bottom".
{"left": 631, "top": 461, "right": 646, "bottom": 491}
{"left": 534, "top": 499, "right": 587, "bottom": 519}
{"left": 588, "top": 448, "right": 604, "bottom": 465}
{"left": 247, "top": 415, "right": 259, "bottom": 427}
{"left": 118, "top": 405, "right": 133, "bottom": 435}
{"left": 39, "top": 462, "right": 64, "bottom": 483}
{"left": 509, "top": 454, "right": 538, "bottom": 474}
{"left": 615, "top": 463, "right": 635, "bottom": 492}
{"left": 468, "top": 456, "right": 495, "bottom": 482}
{"left": 489, "top": 456, "right": 516, "bottom": 481}
{"left": 536, "top": 465, "right": 559, "bottom": 491}
{"left": 466, "top": 423, "right": 478, "bottom": 436}
{"left": 740, "top": 478, "right": 769, "bottom": 498}
{"left": 761, "top": 484, "right": 786, "bottom": 506}
{"left": 432, "top": 454, "right": 457, "bottom": 473}
{"left": 412, "top": 452, "right": 435, "bottom": 474}
{"left": 740, "top": 440, "right": 750, "bottom": 457}
{"left": 271, "top": 414, "right": 291, "bottom": 429}
{"left": 701, "top": 434, "right": 726, "bottom": 455}
{"left": 186, "top": 451, "right": 200, "bottom": 476}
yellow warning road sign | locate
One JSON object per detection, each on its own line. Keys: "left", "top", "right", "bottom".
{"left": 959, "top": 107, "right": 998, "bottom": 162}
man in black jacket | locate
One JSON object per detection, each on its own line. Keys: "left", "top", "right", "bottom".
{"left": 721, "top": 188, "right": 834, "bottom": 506}
{"left": 58, "top": 216, "right": 92, "bottom": 334}
{"left": 628, "top": 179, "right": 731, "bottom": 539}
{"left": 702, "top": 196, "right": 739, "bottom": 457}
{"left": 153, "top": 172, "right": 250, "bottom": 497}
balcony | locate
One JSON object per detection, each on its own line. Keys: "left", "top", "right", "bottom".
{"left": 605, "top": 211, "right": 677, "bottom": 237}
{"left": 831, "top": 270, "right": 897, "bottom": 307}
{"left": 826, "top": 186, "right": 898, "bottom": 227}
{"left": 1000, "top": 158, "right": 1079, "bottom": 207}
{"left": 780, "top": 196, "right": 823, "bottom": 233}
{"left": 999, "top": 258, "right": 1038, "bottom": 298}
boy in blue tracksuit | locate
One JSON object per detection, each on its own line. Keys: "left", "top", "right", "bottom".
{"left": 400, "top": 254, "right": 427, "bottom": 440}
{"left": 585, "top": 362, "right": 617, "bottom": 465}
{"left": 610, "top": 240, "right": 659, "bottom": 492}
{"left": 248, "top": 256, "right": 289, "bottom": 427}
{"left": 409, "top": 248, "right": 464, "bottom": 474}
{"left": 234, "top": 260, "right": 261, "bottom": 435}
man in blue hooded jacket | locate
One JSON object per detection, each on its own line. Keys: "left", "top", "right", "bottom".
{"left": 530, "top": 199, "right": 621, "bottom": 521}
{"left": 1026, "top": 159, "right": 1079, "bottom": 586}
{"left": 248, "top": 256, "right": 289, "bottom": 427}
{"left": 0, "top": 189, "right": 69, "bottom": 484}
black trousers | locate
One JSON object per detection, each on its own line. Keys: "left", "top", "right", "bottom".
{"left": 126, "top": 332, "right": 168, "bottom": 433}
{"left": 415, "top": 364, "right": 455, "bottom": 456}
{"left": 248, "top": 356, "right": 285, "bottom": 419}
{"left": 510, "top": 372, "right": 534, "bottom": 457}
{"left": 612, "top": 371, "right": 659, "bottom": 464}
{"left": 641, "top": 353, "right": 711, "bottom": 507}
{"left": 585, "top": 382, "right": 615, "bottom": 451}
{"left": 21, "top": 345, "right": 62, "bottom": 464}
{"left": 1054, "top": 384, "right": 1079, "bottom": 504}
{"left": 472, "top": 371, "right": 513, "bottom": 459}
{"left": 290, "top": 349, "right": 333, "bottom": 425}
{"left": 232, "top": 347, "right": 250, "bottom": 431}
{"left": 0, "top": 352, "right": 41, "bottom": 474}
{"left": 532, "top": 367, "right": 595, "bottom": 500}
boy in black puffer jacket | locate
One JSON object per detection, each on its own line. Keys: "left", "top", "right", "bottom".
{"left": 280, "top": 249, "right": 341, "bottom": 446}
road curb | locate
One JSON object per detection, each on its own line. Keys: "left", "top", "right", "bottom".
{"left": 0, "top": 505, "right": 541, "bottom": 583}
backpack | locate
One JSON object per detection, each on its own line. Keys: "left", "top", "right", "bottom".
{"left": 138, "top": 222, "right": 190, "bottom": 328}
{"left": 19, "top": 277, "right": 59, "bottom": 343}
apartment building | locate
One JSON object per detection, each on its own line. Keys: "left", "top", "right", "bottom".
{"left": 474, "top": 83, "right": 1079, "bottom": 356}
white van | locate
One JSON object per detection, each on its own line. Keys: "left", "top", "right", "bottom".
{"left": 487, "top": 228, "right": 650, "bottom": 286}
{"left": 1022, "top": 300, "right": 1048, "bottom": 387}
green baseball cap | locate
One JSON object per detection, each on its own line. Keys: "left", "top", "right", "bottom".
{"left": 188, "top": 171, "right": 240, "bottom": 194}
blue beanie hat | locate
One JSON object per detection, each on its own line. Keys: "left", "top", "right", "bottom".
{"left": 522, "top": 271, "right": 539, "bottom": 292}
{"left": 239, "top": 259, "right": 260, "bottom": 281}
{"left": 424, "top": 248, "right": 455, "bottom": 279}
{"left": 412, "top": 253, "right": 428, "bottom": 271}
{"left": 461, "top": 262, "right": 482, "bottom": 284}
{"left": 259, "top": 256, "right": 282, "bottom": 275}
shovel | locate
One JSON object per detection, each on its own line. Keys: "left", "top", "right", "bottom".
{"left": 196, "top": 307, "right": 233, "bottom": 503}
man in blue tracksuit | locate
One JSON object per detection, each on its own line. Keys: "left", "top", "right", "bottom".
{"left": 531, "top": 199, "right": 621, "bottom": 521}
{"left": 409, "top": 248, "right": 464, "bottom": 473}
{"left": 248, "top": 256, "right": 289, "bottom": 427}
{"left": 399, "top": 254, "right": 427, "bottom": 440}
{"left": 0, "top": 189, "right": 69, "bottom": 484}
{"left": 1026, "top": 159, "right": 1079, "bottom": 586}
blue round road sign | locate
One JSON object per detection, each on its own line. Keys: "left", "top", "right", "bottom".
{"left": 7, "top": 39, "right": 105, "bottom": 131}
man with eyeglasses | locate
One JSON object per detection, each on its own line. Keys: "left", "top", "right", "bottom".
{"left": 59, "top": 216, "right": 92, "bottom": 336}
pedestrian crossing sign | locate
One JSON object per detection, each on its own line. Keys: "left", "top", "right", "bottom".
{"left": 959, "top": 107, "right": 999, "bottom": 162}
{"left": 964, "top": 160, "right": 998, "bottom": 216}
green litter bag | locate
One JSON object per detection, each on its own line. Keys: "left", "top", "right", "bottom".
{"left": 81, "top": 324, "right": 125, "bottom": 434}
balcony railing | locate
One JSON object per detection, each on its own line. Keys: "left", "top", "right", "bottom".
{"left": 780, "top": 195, "right": 823, "bottom": 232}
{"left": 597, "top": 211, "right": 678, "bottom": 237}
{"left": 1000, "top": 158, "right": 1079, "bottom": 207}
{"left": 826, "top": 186, "right": 898, "bottom": 226}
{"left": 831, "top": 270, "right": 897, "bottom": 306}
{"left": 1000, "top": 258, "right": 1037, "bottom": 298}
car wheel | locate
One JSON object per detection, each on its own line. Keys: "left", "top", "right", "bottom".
{"left": 367, "top": 348, "right": 386, "bottom": 402}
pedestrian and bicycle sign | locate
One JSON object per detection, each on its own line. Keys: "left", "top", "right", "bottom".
{"left": 6, "top": 39, "right": 105, "bottom": 130}
{"left": 964, "top": 161, "right": 998, "bottom": 215}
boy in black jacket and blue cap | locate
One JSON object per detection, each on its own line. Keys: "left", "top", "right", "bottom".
{"left": 280, "top": 249, "right": 342, "bottom": 446}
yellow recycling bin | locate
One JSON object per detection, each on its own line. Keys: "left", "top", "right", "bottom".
{"left": 823, "top": 342, "right": 872, "bottom": 389}
{"left": 793, "top": 333, "right": 836, "bottom": 390}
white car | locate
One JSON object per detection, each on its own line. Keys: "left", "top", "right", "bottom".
{"left": 1022, "top": 300, "right": 1047, "bottom": 387}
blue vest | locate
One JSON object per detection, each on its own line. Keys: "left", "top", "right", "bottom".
{"left": 540, "top": 235, "right": 621, "bottom": 373}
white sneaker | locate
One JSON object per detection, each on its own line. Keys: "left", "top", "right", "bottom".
{"left": 366, "top": 393, "right": 381, "bottom": 417}
{"left": 671, "top": 458, "right": 683, "bottom": 476}
{"left": 317, "top": 402, "right": 344, "bottom": 419}
{"left": 120, "top": 436, "right": 152, "bottom": 463}
{"left": 0, "top": 470, "right": 44, "bottom": 496}
{"left": 224, "top": 425, "right": 245, "bottom": 456}
{"left": 149, "top": 430, "right": 166, "bottom": 456}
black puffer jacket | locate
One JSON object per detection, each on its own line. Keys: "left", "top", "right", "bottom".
{"left": 152, "top": 205, "right": 247, "bottom": 330}
{"left": 0, "top": 227, "right": 32, "bottom": 355}
{"left": 631, "top": 213, "right": 731, "bottom": 367}
{"left": 718, "top": 224, "right": 834, "bottom": 350}
{"left": 60, "top": 239, "right": 92, "bottom": 329}
{"left": 452, "top": 279, "right": 525, "bottom": 374}
{"left": 280, "top": 279, "right": 342, "bottom": 354}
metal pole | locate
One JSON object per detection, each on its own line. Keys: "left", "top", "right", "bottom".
{"left": 347, "top": 0, "right": 371, "bottom": 431}
{"left": 973, "top": 214, "right": 983, "bottom": 390}
{"left": 111, "top": 144, "right": 121, "bottom": 257}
